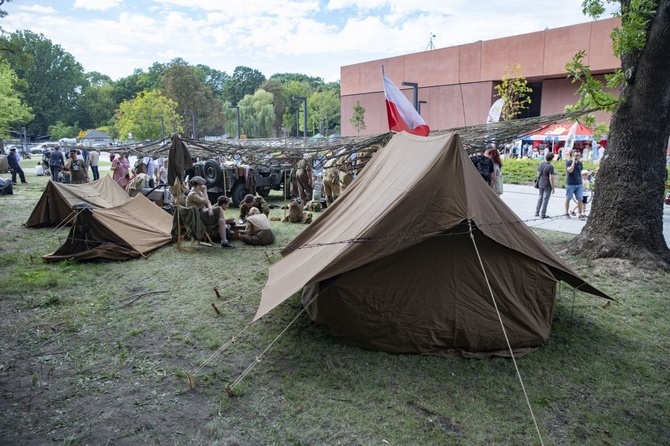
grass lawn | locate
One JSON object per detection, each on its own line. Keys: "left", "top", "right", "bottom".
{"left": 0, "top": 171, "right": 668, "bottom": 445}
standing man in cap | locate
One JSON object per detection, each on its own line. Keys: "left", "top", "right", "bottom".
{"left": 64, "top": 149, "right": 89, "bottom": 184}
{"left": 8, "top": 148, "right": 27, "bottom": 185}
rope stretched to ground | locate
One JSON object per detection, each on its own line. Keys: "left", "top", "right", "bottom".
{"left": 467, "top": 219, "right": 545, "bottom": 446}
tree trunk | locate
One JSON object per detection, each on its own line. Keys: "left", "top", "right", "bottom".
{"left": 572, "top": 0, "right": 670, "bottom": 267}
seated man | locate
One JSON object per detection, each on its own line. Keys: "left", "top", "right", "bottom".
{"left": 239, "top": 207, "right": 275, "bottom": 246}
{"left": 239, "top": 193, "right": 270, "bottom": 221}
{"left": 186, "top": 176, "right": 235, "bottom": 249}
{"left": 215, "top": 195, "right": 237, "bottom": 241}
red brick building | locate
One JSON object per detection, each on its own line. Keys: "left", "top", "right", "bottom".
{"left": 340, "top": 18, "right": 620, "bottom": 136}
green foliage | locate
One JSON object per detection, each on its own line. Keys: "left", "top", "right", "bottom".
{"left": 222, "top": 66, "right": 267, "bottom": 106}
{"left": 282, "top": 80, "right": 312, "bottom": 135}
{"left": 269, "top": 73, "right": 324, "bottom": 89}
{"left": 308, "top": 89, "right": 340, "bottom": 135}
{"left": 570, "top": 0, "right": 658, "bottom": 113}
{"left": 349, "top": 101, "right": 366, "bottom": 135}
{"left": 565, "top": 50, "right": 621, "bottom": 112}
{"left": 195, "top": 64, "right": 229, "bottom": 100}
{"left": 161, "top": 60, "right": 225, "bottom": 137}
{"left": 75, "top": 81, "right": 117, "bottom": 130}
{"left": 2, "top": 30, "right": 85, "bottom": 138}
{"left": 116, "top": 90, "right": 182, "bottom": 140}
{"left": 494, "top": 63, "right": 532, "bottom": 121}
{"left": 48, "top": 121, "right": 78, "bottom": 140}
{"left": 609, "top": 0, "right": 657, "bottom": 57}
{"left": 0, "top": 60, "right": 33, "bottom": 138}
{"left": 238, "top": 89, "right": 275, "bottom": 138}
{"left": 259, "top": 79, "right": 286, "bottom": 137}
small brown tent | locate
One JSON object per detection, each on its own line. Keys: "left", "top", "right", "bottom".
{"left": 26, "top": 176, "right": 131, "bottom": 228}
{"left": 43, "top": 194, "right": 173, "bottom": 262}
{"left": 254, "top": 132, "right": 609, "bottom": 358}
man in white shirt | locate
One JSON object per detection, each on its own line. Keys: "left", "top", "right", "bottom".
{"left": 142, "top": 156, "right": 156, "bottom": 187}
{"left": 89, "top": 149, "right": 100, "bottom": 181}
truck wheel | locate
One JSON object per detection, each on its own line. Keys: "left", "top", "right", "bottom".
{"left": 231, "top": 183, "right": 247, "bottom": 207}
{"left": 203, "top": 160, "right": 223, "bottom": 185}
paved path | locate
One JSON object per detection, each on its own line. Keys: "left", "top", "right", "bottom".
{"left": 500, "top": 184, "right": 670, "bottom": 244}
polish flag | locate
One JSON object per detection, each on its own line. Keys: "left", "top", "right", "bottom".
{"left": 383, "top": 74, "right": 430, "bottom": 136}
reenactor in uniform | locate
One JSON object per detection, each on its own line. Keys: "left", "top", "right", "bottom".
{"left": 322, "top": 152, "right": 340, "bottom": 207}
{"left": 337, "top": 151, "right": 353, "bottom": 193}
{"left": 239, "top": 193, "right": 270, "bottom": 221}
{"left": 284, "top": 198, "right": 312, "bottom": 224}
{"left": 295, "top": 154, "right": 313, "bottom": 202}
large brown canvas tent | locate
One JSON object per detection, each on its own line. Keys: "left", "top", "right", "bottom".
{"left": 254, "top": 132, "right": 609, "bottom": 358}
{"left": 43, "top": 194, "right": 173, "bottom": 262}
{"left": 26, "top": 176, "right": 131, "bottom": 228}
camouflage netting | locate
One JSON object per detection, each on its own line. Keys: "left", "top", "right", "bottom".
{"left": 116, "top": 110, "right": 594, "bottom": 167}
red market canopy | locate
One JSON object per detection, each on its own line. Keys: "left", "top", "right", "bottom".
{"left": 522, "top": 122, "right": 605, "bottom": 142}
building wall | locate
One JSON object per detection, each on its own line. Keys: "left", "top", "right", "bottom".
{"left": 340, "top": 18, "right": 620, "bottom": 136}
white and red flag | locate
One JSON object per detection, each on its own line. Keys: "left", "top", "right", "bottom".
{"left": 383, "top": 73, "right": 430, "bottom": 136}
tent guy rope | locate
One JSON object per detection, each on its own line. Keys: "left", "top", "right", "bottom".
{"left": 467, "top": 219, "right": 545, "bottom": 446}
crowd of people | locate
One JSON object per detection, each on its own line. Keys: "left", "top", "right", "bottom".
{"left": 470, "top": 142, "right": 602, "bottom": 220}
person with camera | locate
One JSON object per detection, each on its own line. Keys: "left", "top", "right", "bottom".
{"left": 565, "top": 150, "right": 585, "bottom": 218}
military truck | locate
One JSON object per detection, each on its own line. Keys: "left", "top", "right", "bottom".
{"left": 193, "top": 159, "right": 292, "bottom": 207}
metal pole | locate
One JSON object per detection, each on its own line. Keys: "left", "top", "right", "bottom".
{"left": 236, "top": 107, "right": 241, "bottom": 139}
{"left": 292, "top": 96, "right": 307, "bottom": 137}
{"left": 230, "top": 106, "right": 240, "bottom": 139}
{"left": 302, "top": 97, "right": 307, "bottom": 138}
{"left": 191, "top": 112, "right": 196, "bottom": 139}
{"left": 402, "top": 81, "right": 419, "bottom": 111}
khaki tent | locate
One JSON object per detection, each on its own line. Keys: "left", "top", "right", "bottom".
{"left": 43, "top": 194, "right": 173, "bottom": 262}
{"left": 254, "top": 132, "right": 609, "bottom": 358}
{"left": 26, "top": 176, "right": 130, "bottom": 228}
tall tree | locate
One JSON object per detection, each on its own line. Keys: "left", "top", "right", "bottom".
{"left": 115, "top": 90, "right": 182, "bottom": 141}
{"left": 3, "top": 30, "right": 85, "bottom": 139}
{"left": 269, "top": 72, "right": 324, "bottom": 89}
{"left": 74, "top": 72, "right": 117, "bottom": 130}
{"left": 0, "top": 60, "right": 33, "bottom": 138}
{"left": 161, "top": 59, "right": 225, "bottom": 137}
{"left": 308, "top": 89, "right": 340, "bottom": 135}
{"left": 567, "top": 0, "right": 670, "bottom": 266}
{"left": 259, "top": 79, "right": 286, "bottom": 137}
{"left": 222, "top": 66, "right": 266, "bottom": 106}
{"left": 281, "top": 80, "right": 312, "bottom": 136}
{"left": 238, "top": 90, "right": 275, "bottom": 138}
{"left": 196, "top": 64, "right": 229, "bottom": 100}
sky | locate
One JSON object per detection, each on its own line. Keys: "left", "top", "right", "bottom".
{"left": 2, "top": 0, "right": 618, "bottom": 83}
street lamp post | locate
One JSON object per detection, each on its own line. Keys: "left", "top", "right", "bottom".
{"left": 185, "top": 111, "right": 196, "bottom": 138}
{"left": 402, "top": 81, "right": 419, "bottom": 111}
{"left": 230, "top": 106, "right": 241, "bottom": 139}
{"left": 292, "top": 96, "right": 307, "bottom": 137}
{"left": 157, "top": 117, "right": 165, "bottom": 140}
